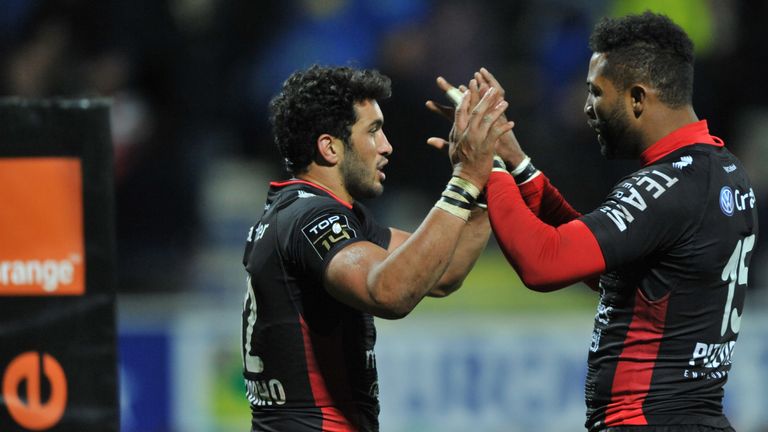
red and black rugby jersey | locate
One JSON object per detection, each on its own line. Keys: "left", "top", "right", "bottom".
{"left": 242, "top": 179, "right": 391, "bottom": 432}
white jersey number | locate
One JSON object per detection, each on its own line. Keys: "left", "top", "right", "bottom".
{"left": 243, "top": 276, "right": 264, "bottom": 373}
{"left": 720, "top": 234, "right": 755, "bottom": 336}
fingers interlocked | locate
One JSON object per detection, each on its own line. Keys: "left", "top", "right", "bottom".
{"left": 450, "top": 84, "right": 513, "bottom": 189}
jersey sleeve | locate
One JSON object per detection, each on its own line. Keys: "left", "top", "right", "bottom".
{"left": 289, "top": 199, "right": 370, "bottom": 284}
{"left": 518, "top": 172, "right": 582, "bottom": 225}
{"left": 579, "top": 164, "right": 699, "bottom": 271}
{"left": 353, "top": 201, "right": 392, "bottom": 250}
{"left": 486, "top": 171, "right": 605, "bottom": 291}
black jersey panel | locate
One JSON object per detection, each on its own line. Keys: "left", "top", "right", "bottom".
{"left": 352, "top": 201, "right": 392, "bottom": 250}
{"left": 580, "top": 156, "right": 705, "bottom": 278}
{"left": 241, "top": 181, "right": 389, "bottom": 431}
{"left": 291, "top": 198, "right": 370, "bottom": 287}
{"left": 580, "top": 144, "right": 758, "bottom": 431}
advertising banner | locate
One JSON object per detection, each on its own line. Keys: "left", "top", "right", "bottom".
{"left": 0, "top": 98, "right": 118, "bottom": 431}
{"left": 115, "top": 295, "right": 768, "bottom": 432}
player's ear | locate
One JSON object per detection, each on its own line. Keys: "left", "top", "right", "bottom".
{"left": 629, "top": 84, "right": 646, "bottom": 119}
{"left": 316, "top": 134, "right": 342, "bottom": 166}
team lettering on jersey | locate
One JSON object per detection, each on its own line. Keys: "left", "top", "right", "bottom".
{"left": 248, "top": 223, "right": 270, "bottom": 242}
{"left": 598, "top": 169, "right": 679, "bottom": 232}
{"left": 687, "top": 341, "right": 736, "bottom": 368}
{"left": 366, "top": 349, "right": 377, "bottom": 369}
{"left": 245, "top": 378, "right": 287, "bottom": 406}
{"left": 684, "top": 341, "right": 736, "bottom": 380}
{"left": 590, "top": 292, "right": 614, "bottom": 352}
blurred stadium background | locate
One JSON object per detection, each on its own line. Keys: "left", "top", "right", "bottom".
{"left": 2, "top": 0, "right": 767, "bottom": 431}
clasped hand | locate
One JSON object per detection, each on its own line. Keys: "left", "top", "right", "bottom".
{"left": 440, "top": 82, "right": 512, "bottom": 191}
{"left": 426, "top": 68, "right": 529, "bottom": 179}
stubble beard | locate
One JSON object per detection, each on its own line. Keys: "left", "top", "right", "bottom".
{"left": 600, "top": 103, "right": 642, "bottom": 160}
{"left": 340, "top": 146, "right": 382, "bottom": 200}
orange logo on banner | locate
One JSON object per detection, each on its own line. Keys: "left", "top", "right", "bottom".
{"left": 2, "top": 352, "right": 68, "bottom": 430}
{"left": 0, "top": 157, "right": 85, "bottom": 295}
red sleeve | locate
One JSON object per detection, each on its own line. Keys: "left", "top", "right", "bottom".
{"left": 487, "top": 171, "right": 606, "bottom": 291}
{"left": 518, "top": 173, "right": 582, "bottom": 225}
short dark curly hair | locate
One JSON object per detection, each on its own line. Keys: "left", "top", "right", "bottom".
{"left": 269, "top": 65, "right": 392, "bottom": 175}
{"left": 589, "top": 11, "right": 694, "bottom": 108}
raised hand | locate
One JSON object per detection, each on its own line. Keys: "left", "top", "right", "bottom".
{"left": 426, "top": 76, "right": 467, "bottom": 154}
{"left": 425, "top": 76, "right": 467, "bottom": 121}
{"left": 474, "top": 68, "right": 527, "bottom": 167}
{"left": 426, "top": 77, "right": 485, "bottom": 158}
{"left": 451, "top": 86, "right": 513, "bottom": 190}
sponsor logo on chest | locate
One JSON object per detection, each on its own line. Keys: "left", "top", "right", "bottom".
{"left": 719, "top": 186, "right": 755, "bottom": 216}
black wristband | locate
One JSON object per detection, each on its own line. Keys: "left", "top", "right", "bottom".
{"left": 445, "top": 184, "right": 476, "bottom": 205}
{"left": 476, "top": 190, "right": 488, "bottom": 209}
{"left": 513, "top": 161, "right": 538, "bottom": 184}
{"left": 440, "top": 195, "right": 473, "bottom": 210}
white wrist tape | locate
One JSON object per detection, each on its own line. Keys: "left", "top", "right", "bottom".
{"left": 509, "top": 156, "right": 531, "bottom": 176}
{"left": 446, "top": 87, "right": 464, "bottom": 106}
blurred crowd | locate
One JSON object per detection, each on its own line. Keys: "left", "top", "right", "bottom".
{"left": 1, "top": 0, "right": 766, "bottom": 295}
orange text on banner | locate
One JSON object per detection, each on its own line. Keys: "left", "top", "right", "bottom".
{"left": 0, "top": 157, "right": 85, "bottom": 295}
{"left": 2, "top": 351, "right": 68, "bottom": 430}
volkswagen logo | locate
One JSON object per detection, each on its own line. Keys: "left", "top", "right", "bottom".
{"left": 719, "top": 186, "right": 734, "bottom": 216}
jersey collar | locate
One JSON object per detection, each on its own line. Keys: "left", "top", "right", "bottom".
{"left": 269, "top": 179, "right": 353, "bottom": 209}
{"left": 640, "top": 120, "right": 724, "bottom": 166}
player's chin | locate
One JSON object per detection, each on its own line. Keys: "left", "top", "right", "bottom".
{"left": 373, "top": 183, "right": 384, "bottom": 197}
{"left": 368, "top": 180, "right": 385, "bottom": 198}
{"left": 599, "top": 143, "right": 609, "bottom": 158}
{"left": 357, "top": 181, "right": 384, "bottom": 199}
{"left": 598, "top": 135, "right": 613, "bottom": 158}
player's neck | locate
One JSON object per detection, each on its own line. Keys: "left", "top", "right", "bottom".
{"left": 640, "top": 105, "right": 698, "bottom": 153}
{"left": 297, "top": 167, "right": 353, "bottom": 204}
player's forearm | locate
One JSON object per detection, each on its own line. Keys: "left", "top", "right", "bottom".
{"left": 519, "top": 173, "right": 582, "bottom": 225}
{"left": 540, "top": 175, "right": 582, "bottom": 224}
{"left": 429, "top": 207, "right": 490, "bottom": 297}
{"left": 487, "top": 171, "right": 605, "bottom": 291}
{"left": 367, "top": 208, "right": 467, "bottom": 318}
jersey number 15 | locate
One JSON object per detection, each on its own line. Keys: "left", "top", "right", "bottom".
{"left": 720, "top": 234, "right": 755, "bottom": 336}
